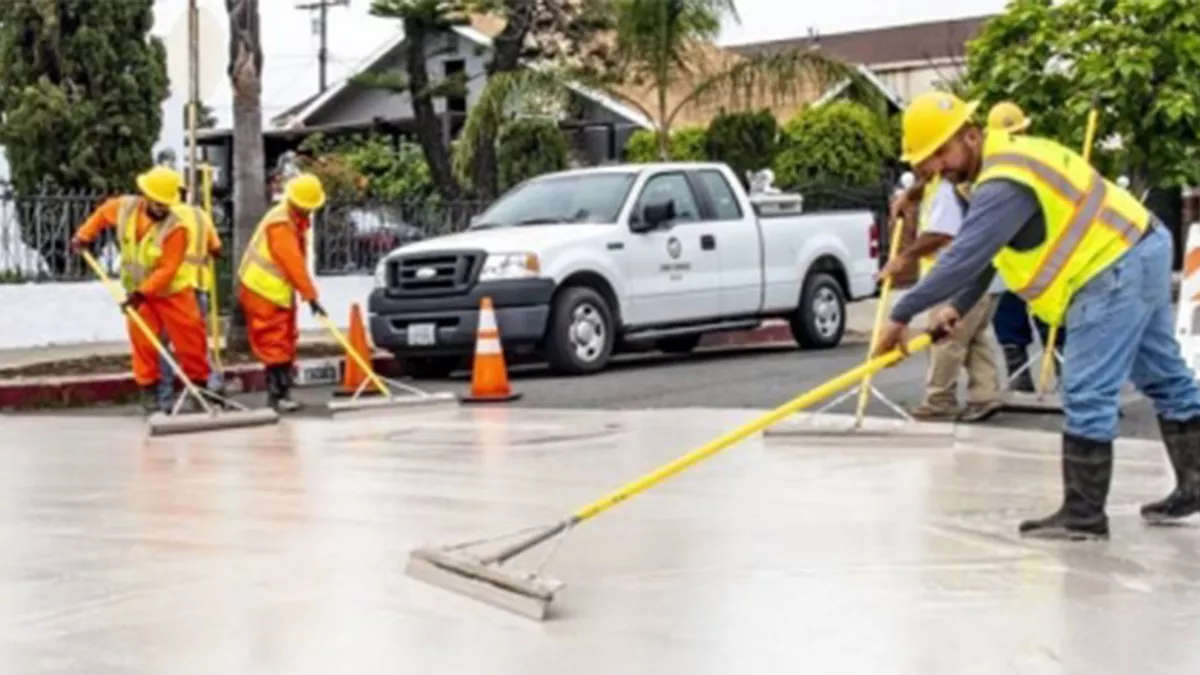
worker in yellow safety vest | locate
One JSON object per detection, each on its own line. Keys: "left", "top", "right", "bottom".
{"left": 874, "top": 91, "right": 1200, "bottom": 540}
{"left": 237, "top": 173, "right": 327, "bottom": 412}
{"left": 71, "top": 167, "right": 212, "bottom": 413}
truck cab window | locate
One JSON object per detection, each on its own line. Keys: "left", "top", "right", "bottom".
{"left": 695, "top": 170, "right": 743, "bottom": 221}
{"left": 633, "top": 173, "right": 700, "bottom": 225}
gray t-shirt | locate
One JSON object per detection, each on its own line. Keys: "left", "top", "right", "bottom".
{"left": 890, "top": 178, "right": 1044, "bottom": 323}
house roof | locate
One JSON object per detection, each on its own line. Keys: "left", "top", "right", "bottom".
{"left": 726, "top": 15, "right": 993, "bottom": 67}
{"left": 274, "top": 15, "right": 655, "bottom": 131}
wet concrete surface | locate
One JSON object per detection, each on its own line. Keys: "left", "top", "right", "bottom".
{"left": 2, "top": 406, "right": 1199, "bottom": 674}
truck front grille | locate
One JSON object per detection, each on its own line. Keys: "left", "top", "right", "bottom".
{"left": 387, "top": 252, "right": 481, "bottom": 296}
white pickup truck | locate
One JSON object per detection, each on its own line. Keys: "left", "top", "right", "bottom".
{"left": 368, "top": 162, "right": 879, "bottom": 376}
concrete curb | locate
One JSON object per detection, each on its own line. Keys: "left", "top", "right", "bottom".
{"left": 0, "top": 321, "right": 843, "bottom": 411}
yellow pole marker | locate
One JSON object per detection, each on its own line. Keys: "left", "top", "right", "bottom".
{"left": 855, "top": 216, "right": 909, "bottom": 426}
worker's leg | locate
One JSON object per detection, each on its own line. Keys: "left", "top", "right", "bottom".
{"left": 1123, "top": 226, "right": 1200, "bottom": 522}
{"left": 960, "top": 294, "right": 1003, "bottom": 421}
{"left": 916, "top": 303, "right": 966, "bottom": 418}
{"left": 128, "top": 302, "right": 166, "bottom": 412}
{"left": 157, "top": 290, "right": 211, "bottom": 386}
{"left": 993, "top": 292, "right": 1035, "bottom": 392}
{"left": 239, "top": 286, "right": 301, "bottom": 411}
{"left": 156, "top": 331, "right": 176, "bottom": 410}
{"left": 1020, "top": 237, "right": 1154, "bottom": 540}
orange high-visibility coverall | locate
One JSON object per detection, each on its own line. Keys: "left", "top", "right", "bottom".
{"left": 76, "top": 198, "right": 211, "bottom": 387}
{"left": 237, "top": 209, "right": 318, "bottom": 366}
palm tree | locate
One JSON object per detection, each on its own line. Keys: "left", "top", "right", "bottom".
{"left": 462, "top": 0, "right": 852, "bottom": 161}
{"left": 225, "top": 0, "right": 267, "bottom": 348}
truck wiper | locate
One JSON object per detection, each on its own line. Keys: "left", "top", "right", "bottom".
{"left": 514, "top": 217, "right": 562, "bottom": 226}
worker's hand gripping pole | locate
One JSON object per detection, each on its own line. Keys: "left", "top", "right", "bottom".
{"left": 569, "top": 330, "right": 943, "bottom": 523}
{"left": 855, "top": 216, "right": 909, "bottom": 425}
{"left": 80, "top": 250, "right": 214, "bottom": 414}
{"left": 1037, "top": 99, "right": 1100, "bottom": 398}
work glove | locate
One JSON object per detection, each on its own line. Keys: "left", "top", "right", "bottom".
{"left": 309, "top": 299, "right": 327, "bottom": 317}
{"left": 69, "top": 237, "right": 87, "bottom": 253}
{"left": 121, "top": 291, "right": 147, "bottom": 312}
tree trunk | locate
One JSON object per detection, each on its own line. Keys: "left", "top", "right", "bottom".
{"left": 403, "top": 17, "right": 461, "bottom": 203}
{"left": 469, "top": 1, "right": 535, "bottom": 201}
{"left": 225, "top": 0, "right": 266, "bottom": 350}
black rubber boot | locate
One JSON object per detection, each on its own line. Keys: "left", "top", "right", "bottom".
{"left": 1019, "top": 434, "right": 1112, "bottom": 540}
{"left": 1141, "top": 416, "right": 1200, "bottom": 524}
{"left": 1003, "top": 344, "right": 1035, "bottom": 393}
{"left": 269, "top": 364, "right": 302, "bottom": 413}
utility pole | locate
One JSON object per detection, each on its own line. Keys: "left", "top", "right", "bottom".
{"left": 295, "top": 0, "right": 349, "bottom": 93}
{"left": 187, "top": 0, "right": 200, "bottom": 202}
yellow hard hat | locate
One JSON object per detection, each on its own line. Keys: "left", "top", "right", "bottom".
{"left": 285, "top": 173, "right": 326, "bottom": 211}
{"left": 135, "top": 166, "right": 183, "bottom": 205}
{"left": 987, "top": 101, "right": 1031, "bottom": 133}
{"left": 901, "top": 92, "right": 981, "bottom": 165}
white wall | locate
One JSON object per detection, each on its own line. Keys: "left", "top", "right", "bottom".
{"left": 0, "top": 275, "right": 376, "bottom": 350}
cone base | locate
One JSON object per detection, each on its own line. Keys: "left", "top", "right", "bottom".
{"left": 459, "top": 391, "right": 523, "bottom": 404}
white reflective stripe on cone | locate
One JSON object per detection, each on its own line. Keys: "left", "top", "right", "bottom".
{"left": 478, "top": 307, "right": 498, "bottom": 332}
{"left": 475, "top": 337, "right": 502, "bottom": 354}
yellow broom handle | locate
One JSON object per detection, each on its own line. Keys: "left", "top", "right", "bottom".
{"left": 200, "top": 165, "right": 224, "bottom": 368}
{"left": 315, "top": 313, "right": 392, "bottom": 395}
{"left": 856, "top": 216, "right": 908, "bottom": 424}
{"left": 80, "top": 250, "right": 209, "bottom": 408}
{"left": 571, "top": 331, "right": 939, "bottom": 522}
{"left": 1038, "top": 103, "right": 1100, "bottom": 395}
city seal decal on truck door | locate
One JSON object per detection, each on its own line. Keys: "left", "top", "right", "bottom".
{"left": 661, "top": 235, "right": 690, "bottom": 279}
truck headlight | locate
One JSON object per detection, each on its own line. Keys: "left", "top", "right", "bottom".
{"left": 373, "top": 259, "right": 389, "bottom": 288}
{"left": 479, "top": 252, "right": 541, "bottom": 281}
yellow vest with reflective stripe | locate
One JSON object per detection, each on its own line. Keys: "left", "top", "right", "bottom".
{"left": 189, "top": 207, "right": 219, "bottom": 293}
{"left": 238, "top": 204, "right": 298, "bottom": 308}
{"left": 116, "top": 197, "right": 201, "bottom": 296}
{"left": 976, "top": 132, "right": 1151, "bottom": 326}
{"left": 916, "top": 175, "right": 971, "bottom": 277}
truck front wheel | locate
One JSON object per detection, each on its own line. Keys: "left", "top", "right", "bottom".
{"left": 790, "top": 272, "right": 845, "bottom": 349}
{"left": 544, "top": 286, "right": 614, "bottom": 375}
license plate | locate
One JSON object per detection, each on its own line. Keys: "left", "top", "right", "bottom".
{"left": 406, "top": 322, "right": 436, "bottom": 346}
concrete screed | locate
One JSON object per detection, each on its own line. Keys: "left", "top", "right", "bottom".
{"left": 2, "top": 406, "right": 1199, "bottom": 674}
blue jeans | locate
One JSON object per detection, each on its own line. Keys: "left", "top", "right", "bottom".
{"left": 158, "top": 290, "right": 222, "bottom": 408}
{"left": 1063, "top": 225, "right": 1200, "bottom": 441}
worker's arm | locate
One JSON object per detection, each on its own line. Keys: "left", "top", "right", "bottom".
{"left": 73, "top": 198, "right": 124, "bottom": 242}
{"left": 203, "top": 214, "right": 222, "bottom": 257}
{"left": 137, "top": 228, "right": 189, "bottom": 296}
{"left": 889, "top": 179, "right": 1041, "bottom": 324}
{"left": 266, "top": 223, "right": 319, "bottom": 302}
{"left": 880, "top": 180, "right": 958, "bottom": 280}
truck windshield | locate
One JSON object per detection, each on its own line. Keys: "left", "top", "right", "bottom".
{"left": 471, "top": 173, "right": 637, "bottom": 228}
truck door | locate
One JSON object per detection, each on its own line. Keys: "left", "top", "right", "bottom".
{"left": 623, "top": 171, "right": 721, "bottom": 326}
{"left": 692, "top": 169, "right": 762, "bottom": 317}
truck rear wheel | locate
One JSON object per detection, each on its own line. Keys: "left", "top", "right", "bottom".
{"left": 790, "top": 272, "right": 845, "bottom": 349}
{"left": 545, "top": 286, "right": 614, "bottom": 375}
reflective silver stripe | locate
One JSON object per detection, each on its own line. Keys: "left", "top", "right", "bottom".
{"left": 1098, "top": 206, "right": 1143, "bottom": 246}
{"left": 1018, "top": 174, "right": 1107, "bottom": 300}
{"left": 981, "top": 152, "right": 1086, "bottom": 203}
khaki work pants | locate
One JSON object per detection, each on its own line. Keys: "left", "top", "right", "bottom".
{"left": 923, "top": 294, "right": 1002, "bottom": 411}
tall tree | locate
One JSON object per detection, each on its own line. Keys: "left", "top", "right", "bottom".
{"left": 225, "top": 0, "right": 267, "bottom": 348}
{"left": 364, "top": 0, "right": 611, "bottom": 202}
{"left": 963, "top": 0, "right": 1200, "bottom": 194}
{"left": 0, "top": 0, "right": 169, "bottom": 270}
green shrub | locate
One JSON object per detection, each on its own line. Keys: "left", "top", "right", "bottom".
{"left": 704, "top": 109, "right": 780, "bottom": 186}
{"left": 623, "top": 127, "right": 708, "bottom": 162}
{"left": 773, "top": 101, "right": 895, "bottom": 190}
{"left": 496, "top": 117, "right": 571, "bottom": 191}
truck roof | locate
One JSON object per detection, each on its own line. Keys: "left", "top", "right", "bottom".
{"left": 538, "top": 162, "right": 733, "bottom": 180}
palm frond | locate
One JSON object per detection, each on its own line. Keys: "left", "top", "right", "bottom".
{"left": 667, "top": 48, "right": 852, "bottom": 128}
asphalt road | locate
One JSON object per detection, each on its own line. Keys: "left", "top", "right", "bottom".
{"left": 52, "top": 338, "right": 1162, "bottom": 441}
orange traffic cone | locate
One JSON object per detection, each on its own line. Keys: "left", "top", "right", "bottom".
{"left": 335, "top": 303, "right": 383, "bottom": 398}
{"left": 460, "top": 297, "right": 521, "bottom": 403}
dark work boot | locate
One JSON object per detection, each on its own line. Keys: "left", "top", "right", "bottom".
{"left": 1003, "top": 344, "right": 1035, "bottom": 393}
{"left": 139, "top": 385, "right": 164, "bottom": 415}
{"left": 1141, "top": 416, "right": 1200, "bottom": 524}
{"left": 1019, "top": 434, "right": 1112, "bottom": 540}
{"left": 268, "top": 364, "right": 302, "bottom": 413}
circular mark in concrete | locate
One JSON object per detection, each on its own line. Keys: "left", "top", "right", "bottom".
{"left": 372, "top": 420, "right": 624, "bottom": 452}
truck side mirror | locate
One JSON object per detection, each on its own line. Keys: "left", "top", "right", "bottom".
{"left": 632, "top": 200, "right": 675, "bottom": 233}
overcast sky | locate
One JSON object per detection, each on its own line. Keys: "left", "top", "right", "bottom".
{"left": 150, "top": 0, "right": 1008, "bottom": 154}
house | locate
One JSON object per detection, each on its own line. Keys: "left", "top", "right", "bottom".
{"left": 728, "top": 15, "right": 991, "bottom": 105}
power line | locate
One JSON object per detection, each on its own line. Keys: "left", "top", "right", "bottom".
{"left": 294, "top": 0, "right": 350, "bottom": 93}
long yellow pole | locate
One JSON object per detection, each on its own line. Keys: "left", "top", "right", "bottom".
{"left": 1037, "top": 103, "right": 1100, "bottom": 397}
{"left": 855, "top": 215, "right": 909, "bottom": 426}
{"left": 200, "top": 163, "right": 225, "bottom": 371}
{"left": 572, "top": 331, "right": 939, "bottom": 521}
